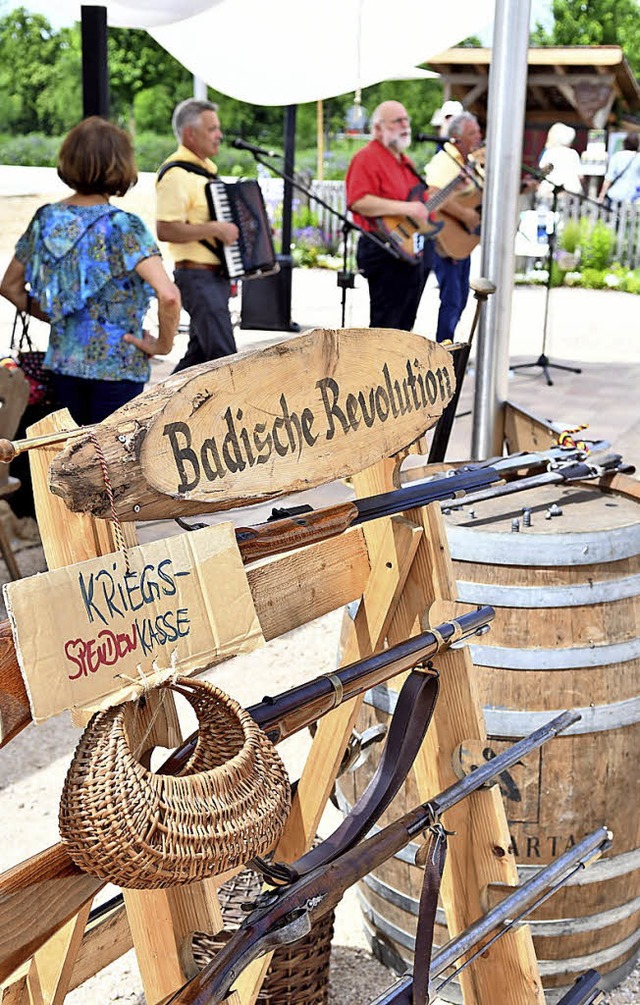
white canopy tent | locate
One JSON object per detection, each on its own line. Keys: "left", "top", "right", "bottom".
{"left": 27, "top": 0, "right": 495, "bottom": 100}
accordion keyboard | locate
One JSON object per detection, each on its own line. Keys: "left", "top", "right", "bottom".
{"left": 207, "top": 181, "right": 245, "bottom": 278}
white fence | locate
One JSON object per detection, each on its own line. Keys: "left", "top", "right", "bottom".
{"left": 258, "top": 177, "right": 640, "bottom": 270}
{"left": 561, "top": 194, "right": 640, "bottom": 269}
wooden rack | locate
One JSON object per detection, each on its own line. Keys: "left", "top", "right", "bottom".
{"left": 1, "top": 403, "right": 545, "bottom": 1004}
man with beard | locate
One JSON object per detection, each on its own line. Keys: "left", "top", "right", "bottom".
{"left": 345, "top": 100, "right": 433, "bottom": 331}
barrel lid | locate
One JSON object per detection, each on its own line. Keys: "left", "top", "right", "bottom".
{"left": 443, "top": 482, "right": 640, "bottom": 565}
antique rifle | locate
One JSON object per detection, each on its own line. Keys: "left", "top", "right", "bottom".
{"left": 555, "top": 971, "right": 604, "bottom": 1005}
{"left": 0, "top": 443, "right": 601, "bottom": 749}
{"left": 163, "top": 710, "right": 580, "bottom": 1005}
{"left": 0, "top": 607, "right": 492, "bottom": 984}
{"left": 233, "top": 443, "right": 622, "bottom": 563}
{"left": 368, "top": 829, "right": 610, "bottom": 1004}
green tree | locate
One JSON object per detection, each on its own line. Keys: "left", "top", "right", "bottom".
{"left": 0, "top": 8, "right": 64, "bottom": 132}
{"left": 107, "top": 27, "right": 192, "bottom": 128}
{"left": 531, "top": 0, "right": 640, "bottom": 73}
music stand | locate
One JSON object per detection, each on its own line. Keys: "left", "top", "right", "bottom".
{"left": 511, "top": 180, "right": 581, "bottom": 386}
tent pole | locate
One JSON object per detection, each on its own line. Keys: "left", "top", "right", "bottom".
{"left": 81, "top": 5, "right": 109, "bottom": 118}
{"left": 471, "top": 0, "right": 531, "bottom": 459}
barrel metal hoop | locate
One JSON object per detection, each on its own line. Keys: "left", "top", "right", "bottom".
{"left": 483, "top": 694, "right": 640, "bottom": 735}
{"left": 366, "top": 683, "right": 640, "bottom": 734}
{"left": 516, "top": 845, "right": 640, "bottom": 884}
{"left": 469, "top": 636, "right": 640, "bottom": 669}
{"left": 358, "top": 891, "right": 418, "bottom": 953}
{"left": 446, "top": 523, "right": 640, "bottom": 566}
{"left": 456, "top": 572, "right": 640, "bottom": 608}
{"left": 537, "top": 926, "right": 640, "bottom": 975}
{"left": 528, "top": 894, "right": 640, "bottom": 937}
{"left": 361, "top": 871, "right": 448, "bottom": 926}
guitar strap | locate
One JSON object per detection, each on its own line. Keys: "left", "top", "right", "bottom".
{"left": 252, "top": 664, "right": 440, "bottom": 884}
{"left": 156, "top": 159, "right": 220, "bottom": 257}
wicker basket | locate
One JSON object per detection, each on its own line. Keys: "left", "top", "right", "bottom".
{"left": 192, "top": 867, "right": 334, "bottom": 1005}
{"left": 59, "top": 678, "right": 291, "bottom": 889}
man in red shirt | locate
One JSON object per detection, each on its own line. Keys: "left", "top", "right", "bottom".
{"left": 346, "top": 100, "right": 433, "bottom": 331}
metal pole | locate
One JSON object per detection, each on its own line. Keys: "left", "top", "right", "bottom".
{"left": 471, "top": 0, "right": 531, "bottom": 458}
{"left": 81, "top": 5, "right": 109, "bottom": 118}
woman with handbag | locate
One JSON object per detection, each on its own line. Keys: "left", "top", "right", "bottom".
{"left": 0, "top": 116, "right": 181, "bottom": 426}
{"left": 597, "top": 133, "right": 640, "bottom": 207}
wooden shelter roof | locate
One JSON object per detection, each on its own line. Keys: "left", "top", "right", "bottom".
{"left": 427, "top": 46, "right": 640, "bottom": 129}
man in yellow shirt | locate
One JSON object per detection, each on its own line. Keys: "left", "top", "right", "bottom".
{"left": 156, "top": 99, "right": 239, "bottom": 372}
{"left": 425, "top": 112, "right": 482, "bottom": 343}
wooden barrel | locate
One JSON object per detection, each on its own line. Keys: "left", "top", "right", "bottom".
{"left": 337, "top": 474, "right": 640, "bottom": 1003}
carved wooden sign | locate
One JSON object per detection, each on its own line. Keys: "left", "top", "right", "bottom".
{"left": 49, "top": 328, "right": 455, "bottom": 521}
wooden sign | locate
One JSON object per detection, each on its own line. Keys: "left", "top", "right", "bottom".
{"left": 49, "top": 328, "right": 455, "bottom": 522}
{"left": 3, "top": 525, "right": 264, "bottom": 723}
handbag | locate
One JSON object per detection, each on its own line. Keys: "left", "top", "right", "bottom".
{"left": 10, "top": 299, "right": 55, "bottom": 408}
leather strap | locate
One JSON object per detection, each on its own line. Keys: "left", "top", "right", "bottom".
{"left": 265, "top": 666, "right": 440, "bottom": 882}
{"left": 412, "top": 824, "right": 449, "bottom": 1005}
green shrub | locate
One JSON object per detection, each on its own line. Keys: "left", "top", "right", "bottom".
{"left": 0, "top": 132, "right": 60, "bottom": 166}
{"left": 133, "top": 133, "right": 177, "bottom": 172}
{"left": 559, "top": 218, "right": 581, "bottom": 254}
{"left": 580, "top": 220, "right": 615, "bottom": 271}
{"left": 580, "top": 268, "right": 607, "bottom": 289}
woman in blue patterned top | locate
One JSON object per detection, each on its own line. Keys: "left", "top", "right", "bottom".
{"left": 0, "top": 117, "right": 181, "bottom": 425}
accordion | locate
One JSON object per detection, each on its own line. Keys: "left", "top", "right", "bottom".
{"left": 205, "top": 179, "right": 279, "bottom": 281}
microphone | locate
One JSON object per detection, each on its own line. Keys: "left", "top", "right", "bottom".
{"left": 415, "top": 132, "right": 444, "bottom": 143}
{"left": 232, "top": 137, "right": 280, "bottom": 157}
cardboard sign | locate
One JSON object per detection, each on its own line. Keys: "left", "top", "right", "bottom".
{"left": 3, "top": 524, "right": 264, "bottom": 723}
{"left": 48, "top": 328, "right": 455, "bottom": 522}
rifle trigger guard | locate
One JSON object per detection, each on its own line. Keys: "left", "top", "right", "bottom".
{"left": 262, "top": 907, "right": 313, "bottom": 949}
{"left": 340, "top": 722, "right": 388, "bottom": 775}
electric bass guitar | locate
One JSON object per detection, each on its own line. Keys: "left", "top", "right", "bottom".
{"left": 374, "top": 169, "right": 471, "bottom": 264}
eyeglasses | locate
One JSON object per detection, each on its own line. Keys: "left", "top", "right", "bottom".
{"left": 386, "top": 115, "right": 411, "bottom": 126}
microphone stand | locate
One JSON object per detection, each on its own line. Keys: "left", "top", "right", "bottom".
{"left": 510, "top": 173, "right": 582, "bottom": 386}
{"left": 248, "top": 150, "right": 403, "bottom": 328}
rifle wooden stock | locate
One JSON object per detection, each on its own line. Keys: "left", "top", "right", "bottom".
{"left": 164, "top": 711, "right": 580, "bottom": 1005}
{"left": 0, "top": 608, "right": 493, "bottom": 985}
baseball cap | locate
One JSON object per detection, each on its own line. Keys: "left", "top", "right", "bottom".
{"left": 431, "top": 99, "right": 463, "bottom": 126}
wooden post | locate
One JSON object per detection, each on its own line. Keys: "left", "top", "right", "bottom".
{"left": 346, "top": 457, "right": 543, "bottom": 1005}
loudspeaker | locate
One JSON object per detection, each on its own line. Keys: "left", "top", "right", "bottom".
{"left": 240, "top": 254, "right": 298, "bottom": 331}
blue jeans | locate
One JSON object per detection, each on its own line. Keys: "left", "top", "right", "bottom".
{"left": 173, "top": 270, "right": 237, "bottom": 372}
{"left": 434, "top": 252, "right": 471, "bottom": 343}
{"left": 51, "top": 373, "right": 144, "bottom": 426}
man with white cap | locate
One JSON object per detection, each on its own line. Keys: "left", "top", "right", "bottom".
{"left": 433, "top": 99, "right": 464, "bottom": 139}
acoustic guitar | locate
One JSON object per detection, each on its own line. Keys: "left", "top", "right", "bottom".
{"left": 374, "top": 169, "right": 472, "bottom": 264}
{"left": 433, "top": 147, "right": 485, "bottom": 260}
{"left": 433, "top": 186, "right": 483, "bottom": 260}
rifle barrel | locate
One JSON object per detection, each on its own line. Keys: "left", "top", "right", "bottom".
{"left": 424, "top": 708, "right": 580, "bottom": 823}
{"left": 166, "top": 711, "right": 580, "bottom": 1005}
{"left": 366, "top": 833, "right": 609, "bottom": 1005}
{"left": 555, "top": 970, "right": 603, "bottom": 1005}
